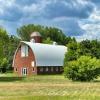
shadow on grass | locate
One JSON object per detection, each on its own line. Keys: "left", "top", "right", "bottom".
{"left": 92, "top": 80, "right": 100, "bottom": 83}
{"left": 0, "top": 77, "right": 25, "bottom": 82}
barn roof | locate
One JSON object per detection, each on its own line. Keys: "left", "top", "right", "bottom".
{"left": 21, "top": 41, "right": 67, "bottom": 67}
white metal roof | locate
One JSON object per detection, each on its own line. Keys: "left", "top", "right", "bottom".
{"left": 21, "top": 41, "right": 67, "bottom": 67}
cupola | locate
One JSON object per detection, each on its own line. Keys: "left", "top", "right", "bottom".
{"left": 30, "top": 32, "right": 42, "bottom": 43}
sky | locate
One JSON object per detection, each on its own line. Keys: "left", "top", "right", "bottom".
{"left": 0, "top": 0, "right": 100, "bottom": 41}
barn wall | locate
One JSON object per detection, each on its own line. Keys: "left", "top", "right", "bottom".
{"left": 13, "top": 45, "right": 37, "bottom": 76}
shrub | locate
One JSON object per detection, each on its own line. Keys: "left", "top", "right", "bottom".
{"left": 64, "top": 56, "right": 100, "bottom": 81}
{"left": 0, "top": 58, "right": 9, "bottom": 73}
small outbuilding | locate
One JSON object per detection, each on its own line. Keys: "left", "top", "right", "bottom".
{"left": 12, "top": 32, "right": 67, "bottom": 76}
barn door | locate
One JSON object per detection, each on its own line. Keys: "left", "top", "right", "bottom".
{"left": 22, "top": 68, "right": 27, "bottom": 76}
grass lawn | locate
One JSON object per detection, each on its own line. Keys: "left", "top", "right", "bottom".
{"left": 0, "top": 73, "right": 100, "bottom": 100}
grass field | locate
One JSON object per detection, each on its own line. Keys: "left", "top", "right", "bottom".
{"left": 0, "top": 73, "right": 100, "bottom": 100}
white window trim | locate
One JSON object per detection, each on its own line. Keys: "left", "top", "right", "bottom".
{"left": 25, "top": 45, "right": 28, "bottom": 57}
{"left": 21, "top": 68, "right": 27, "bottom": 76}
{"left": 21, "top": 45, "right": 28, "bottom": 57}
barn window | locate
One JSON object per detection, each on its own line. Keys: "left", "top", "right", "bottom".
{"left": 56, "top": 67, "right": 59, "bottom": 71}
{"left": 21, "top": 45, "right": 28, "bottom": 57}
{"left": 40, "top": 67, "right": 43, "bottom": 72}
{"left": 60, "top": 67, "right": 63, "bottom": 71}
{"left": 51, "top": 67, "right": 53, "bottom": 72}
{"left": 46, "top": 67, "right": 48, "bottom": 72}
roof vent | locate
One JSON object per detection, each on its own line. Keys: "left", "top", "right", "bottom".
{"left": 30, "top": 32, "right": 42, "bottom": 43}
{"left": 30, "top": 38, "right": 35, "bottom": 43}
{"left": 53, "top": 42, "right": 57, "bottom": 45}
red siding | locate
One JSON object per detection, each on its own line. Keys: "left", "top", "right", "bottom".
{"left": 13, "top": 46, "right": 37, "bottom": 76}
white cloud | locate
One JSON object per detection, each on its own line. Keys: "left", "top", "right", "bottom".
{"left": 0, "top": 0, "right": 98, "bottom": 38}
{"left": 0, "top": 0, "right": 15, "bottom": 15}
{"left": 76, "top": 8, "right": 100, "bottom": 41}
{"left": 22, "top": 0, "right": 50, "bottom": 13}
{"left": 23, "top": 4, "right": 39, "bottom": 14}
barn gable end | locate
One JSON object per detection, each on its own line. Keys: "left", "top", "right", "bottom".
{"left": 13, "top": 43, "right": 37, "bottom": 76}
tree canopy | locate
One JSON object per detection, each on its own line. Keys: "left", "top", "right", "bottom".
{"left": 0, "top": 27, "right": 20, "bottom": 72}
{"left": 17, "top": 24, "right": 74, "bottom": 45}
{"left": 64, "top": 39, "right": 100, "bottom": 81}
{"left": 64, "top": 56, "right": 100, "bottom": 81}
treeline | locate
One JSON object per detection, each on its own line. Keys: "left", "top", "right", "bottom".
{"left": 64, "top": 39, "right": 100, "bottom": 81}
{"left": 0, "top": 24, "right": 75, "bottom": 72}
{"left": 0, "top": 28, "right": 19, "bottom": 72}
{"left": 17, "top": 24, "right": 75, "bottom": 45}
{"left": 65, "top": 39, "right": 100, "bottom": 61}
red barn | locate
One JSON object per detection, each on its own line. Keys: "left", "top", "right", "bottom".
{"left": 12, "top": 32, "right": 67, "bottom": 76}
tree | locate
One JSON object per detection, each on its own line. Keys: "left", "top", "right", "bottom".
{"left": 79, "top": 39, "right": 100, "bottom": 59}
{"left": 79, "top": 39, "right": 92, "bottom": 56}
{"left": 17, "top": 24, "right": 75, "bottom": 45}
{"left": 91, "top": 40, "right": 100, "bottom": 59}
{"left": 0, "top": 27, "right": 20, "bottom": 71}
{"left": 0, "top": 27, "right": 9, "bottom": 58}
{"left": 64, "top": 41, "right": 79, "bottom": 62}
{"left": 0, "top": 58, "right": 8, "bottom": 73}
{"left": 7, "top": 35, "right": 20, "bottom": 70}
{"left": 42, "top": 37, "right": 53, "bottom": 44}
{"left": 64, "top": 56, "right": 100, "bottom": 81}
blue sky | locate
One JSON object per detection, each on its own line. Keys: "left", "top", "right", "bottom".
{"left": 0, "top": 0, "right": 100, "bottom": 41}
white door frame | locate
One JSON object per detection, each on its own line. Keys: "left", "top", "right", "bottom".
{"left": 22, "top": 68, "right": 27, "bottom": 76}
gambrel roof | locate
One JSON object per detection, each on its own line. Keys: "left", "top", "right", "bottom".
{"left": 15, "top": 41, "right": 67, "bottom": 67}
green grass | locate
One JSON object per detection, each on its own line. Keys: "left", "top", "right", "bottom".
{"left": 0, "top": 73, "right": 100, "bottom": 100}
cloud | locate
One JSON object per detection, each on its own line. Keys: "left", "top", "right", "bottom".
{"left": 15, "top": 0, "right": 38, "bottom": 5}
{"left": 0, "top": 7, "right": 23, "bottom": 21}
{"left": 90, "top": 0, "right": 100, "bottom": 4}
{"left": 0, "top": 0, "right": 94, "bottom": 21}
{"left": 52, "top": 17, "right": 85, "bottom": 36}
{"left": 0, "top": 0, "right": 99, "bottom": 41}
{"left": 75, "top": 9, "right": 100, "bottom": 41}
{"left": 0, "top": 0, "right": 15, "bottom": 14}
{"left": 0, "top": 0, "right": 23, "bottom": 21}
{"left": 42, "top": 0, "right": 94, "bottom": 19}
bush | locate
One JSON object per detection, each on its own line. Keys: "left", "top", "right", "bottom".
{"left": 64, "top": 56, "right": 100, "bottom": 81}
{"left": 0, "top": 58, "right": 9, "bottom": 73}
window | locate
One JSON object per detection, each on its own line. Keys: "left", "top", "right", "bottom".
{"left": 21, "top": 45, "right": 28, "bottom": 57}
{"left": 60, "top": 67, "right": 63, "bottom": 71}
{"left": 40, "top": 68, "right": 43, "bottom": 72}
{"left": 56, "top": 67, "right": 59, "bottom": 71}
{"left": 46, "top": 67, "right": 49, "bottom": 72}
{"left": 51, "top": 67, "right": 53, "bottom": 72}
{"left": 31, "top": 61, "right": 35, "bottom": 67}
